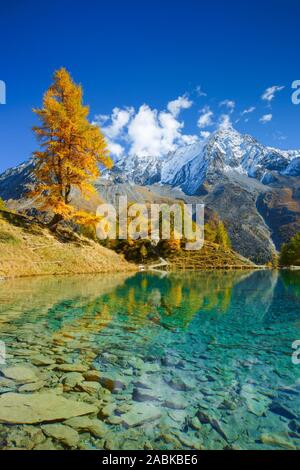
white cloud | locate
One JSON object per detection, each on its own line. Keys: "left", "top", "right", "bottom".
{"left": 126, "top": 104, "right": 197, "bottom": 157}
{"left": 127, "top": 105, "right": 162, "bottom": 156}
{"left": 93, "top": 114, "right": 110, "bottom": 125}
{"left": 219, "top": 99, "right": 235, "bottom": 113}
{"left": 219, "top": 114, "right": 232, "bottom": 129}
{"left": 259, "top": 113, "right": 273, "bottom": 124}
{"left": 261, "top": 85, "right": 285, "bottom": 102}
{"left": 200, "top": 131, "right": 210, "bottom": 139}
{"left": 108, "top": 141, "right": 125, "bottom": 158}
{"left": 181, "top": 134, "right": 199, "bottom": 145}
{"left": 93, "top": 107, "right": 135, "bottom": 157}
{"left": 197, "top": 106, "right": 214, "bottom": 128}
{"left": 100, "top": 106, "right": 134, "bottom": 139}
{"left": 167, "top": 94, "right": 193, "bottom": 117}
{"left": 241, "top": 106, "right": 256, "bottom": 115}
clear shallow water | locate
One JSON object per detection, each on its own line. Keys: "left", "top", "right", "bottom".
{"left": 0, "top": 270, "right": 299, "bottom": 450}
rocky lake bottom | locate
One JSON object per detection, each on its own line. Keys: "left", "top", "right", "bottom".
{"left": 0, "top": 270, "right": 299, "bottom": 450}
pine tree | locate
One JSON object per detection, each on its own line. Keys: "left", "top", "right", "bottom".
{"left": 215, "top": 222, "right": 231, "bottom": 249}
{"left": 280, "top": 233, "right": 300, "bottom": 266}
{"left": 0, "top": 197, "right": 7, "bottom": 211}
{"left": 31, "top": 68, "right": 111, "bottom": 229}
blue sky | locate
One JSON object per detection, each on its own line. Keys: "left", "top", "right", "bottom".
{"left": 0, "top": 0, "right": 300, "bottom": 172}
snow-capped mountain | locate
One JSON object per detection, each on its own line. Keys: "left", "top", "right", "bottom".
{"left": 0, "top": 126, "right": 299, "bottom": 264}
{"left": 110, "top": 126, "right": 300, "bottom": 194}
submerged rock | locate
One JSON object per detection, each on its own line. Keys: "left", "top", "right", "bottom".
{"left": 164, "top": 397, "right": 187, "bottom": 410}
{"left": 133, "top": 388, "right": 159, "bottom": 402}
{"left": 0, "top": 392, "right": 97, "bottom": 424}
{"left": 42, "top": 423, "right": 79, "bottom": 448}
{"left": 83, "top": 370, "right": 101, "bottom": 382}
{"left": 260, "top": 433, "right": 296, "bottom": 450}
{"left": 54, "top": 364, "right": 88, "bottom": 373}
{"left": 65, "top": 416, "right": 106, "bottom": 438}
{"left": 34, "top": 438, "right": 57, "bottom": 450}
{"left": 2, "top": 365, "right": 39, "bottom": 384}
{"left": 31, "top": 355, "right": 56, "bottom": 366}
{"left": 99, "top": 375, "right": 126, "bottom": 393}
{"left": 62, "top": 372, "right": 84, "bottom": 389}
{"left": 121, "top": 403, "right": 162, "bottom": 427}
{"left": 18, "top": 381, "right": 45, "bottom": 393}
{"left": 270, "top": 400, "right": 298, "bottom": 420}
{"left": 77, "top": 381, "right": 101, "bottom": 395}
{"left": 99, "top": 403, "right": 116, "bottom": 418}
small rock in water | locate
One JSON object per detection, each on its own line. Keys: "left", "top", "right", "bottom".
{"left": 64, "top": 416, "right": 106, "bottom": 438}
{"left": 190, "top": 416, "right": 202, "bottom": 431}
{"left": 164, "top": 397, "right": 187, "bottom": 410}
{"left": 99, "top": 375, "right": 126, "bottom": 393}
{"left": 106, "top": 415, "right": 123, "bottom": 425}
{"left": 31, "top": 355, "right": 55, "bottom": 366}
{"left": 77, "top": 381, "right": 101, "bottom": 395}
{"left": 18, "top": 381, "right": 45, "bottom": 393}
{"left": 54, "top": 364, "right": 88, "bottom": 373}
{"left": 2, "top": 365, "right": 39, "bottom": 384}
{"left": 121, "top": 403, "right": 162, "bottom": 428}
{"left": 132, "top": 388, "right": 159, "bottom": 402}
{"left": 270, "top": 400, "right": 298, "bottom": 420}
{"left": 288, "top": 419, "right": 300, "bottom": 435}
{"left": 62, "top": 372, "right": 84, "bottom": 389}
{"left": 34, "top": 438, "right": 57, "bottom": 450}
{"left": 99, "top": 403, "right": 116, "bottom": 418}
{"left": 168, "top": 376, "right": 193, "bottom": 392}
{"left": 83, "top": 370, "right": 101, "bottom": 382}
{"left": 42, "top": 423, "right": 79, "bottom": 448}
{"left": 260, "top": 433, "right": 296, "bottom": 450}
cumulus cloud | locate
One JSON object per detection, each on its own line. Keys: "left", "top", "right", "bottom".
{"left": 95, "top": 99, "right": 199, "bottom": 158}
{"left": 200, "top": 131, "right": 211, "bottom": 139}
{"left": 93, "top": 107, "right": 135, "bottom": 158}
{"left": 99, "top": 107, "right": 134, "bottom": 139}
{"left": 167, "top": 94, "right": 193, "bottom": 117}
{"left": 219, "top": 99, "right": 235, "bottom": 113}
{"left": 180, "top": 134, "right": 199, "bottom": 145}
{"left": 261, "top": 85, "right": 285, "bottom": 102}
{"left": 259, "top": 113, "right": 273, "bottom": 124}
{"left": 108, "top": 141, "right": 125, "bottom": 158}
{"left": 127, "top": 105, "right": 198, "bottom": 156}
{"left": 197, "top": 106, "right": 214, "bottom": 128}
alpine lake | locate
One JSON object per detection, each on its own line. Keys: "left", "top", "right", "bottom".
{"left": 0, "top": 269, "right": 299, "bottom": 450}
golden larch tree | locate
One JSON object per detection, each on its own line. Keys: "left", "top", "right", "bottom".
{"left": 31, "top": 68, "right": 112, "bottom": 229}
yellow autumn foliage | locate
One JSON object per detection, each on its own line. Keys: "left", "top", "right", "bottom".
{"left": 31, "top": 68, "right": 112, "bottom": 228}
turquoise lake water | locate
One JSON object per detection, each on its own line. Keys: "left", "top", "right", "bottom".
{"left": 0, "top": 270, "right": 299, "bottom": 450}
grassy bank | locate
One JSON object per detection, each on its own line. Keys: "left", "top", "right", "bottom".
{"left": 166, "top": 241, "right": 257, "bottom": 270}
{"left": 0, "top": 210, "right": 136, "bottom": 278}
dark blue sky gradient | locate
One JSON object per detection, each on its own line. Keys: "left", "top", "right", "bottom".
{"left": 0, "top": 0, "right": 299, "bottom": 171}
